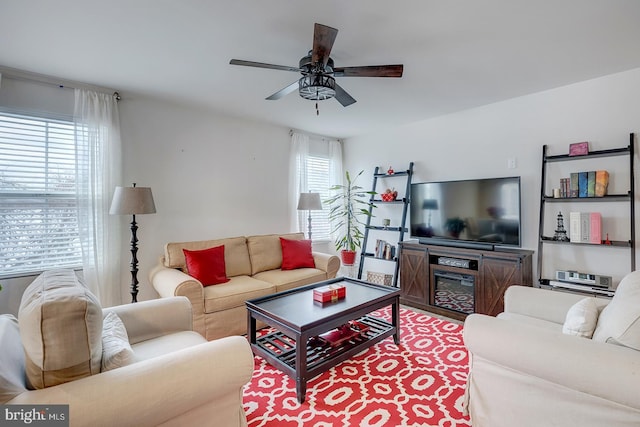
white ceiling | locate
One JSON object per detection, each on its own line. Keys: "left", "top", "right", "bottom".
{"left": 2, "top": 0, "right": 640, "bottom": 138}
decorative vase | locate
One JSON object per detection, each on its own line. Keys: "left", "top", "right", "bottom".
{"left": 340, "top": 249, "right": 357, "bottom": 266}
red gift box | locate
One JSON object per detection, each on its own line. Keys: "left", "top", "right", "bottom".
{"left": 313, "top": 284, "right": 346, "bottom": 303}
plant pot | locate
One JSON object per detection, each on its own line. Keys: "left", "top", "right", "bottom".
{"left": 340, "top": 249, "right": 357, "bottom": 266}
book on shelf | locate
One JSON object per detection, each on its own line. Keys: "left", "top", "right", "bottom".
{"left": 561, "top": 177, "right": 570, "bottom": 197}
{"left": 595, "top": 170, "right": 609, "bottom": 197}
{"left": 570, "top": 169, "right": 609, "bottom": 198}
{"left": 569, "top": 211, "right": 602, "bottom": 244}
{"left": 569, "top": 212, "right": 581, "bottom": 243}
{"left": 587, "top": 171, "right": 596, "bottom": 197}
{"left": 590, "top": 212, "right": 602, "bottom": 244}
{"left": 578, "top": 172, "right": 588, "bottom": 197}
{"left": 570, "top": 172, "right": 579, "bottom": 197}
{"left": 580, "top": 212, "right": 590, "bottom": 243}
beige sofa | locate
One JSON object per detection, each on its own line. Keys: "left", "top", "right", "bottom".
{"left": 463, "top": 278, "right": 640, "bottom": 427}
{"left": 150, "top": 232, "right": 341, "bottom": 341}
{"left": 1, "top": 269, "right": 254, "bottom": 427}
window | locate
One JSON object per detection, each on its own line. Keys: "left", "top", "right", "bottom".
{"left": 305, "top": 154, "right": 332, "bottom": 240}
{"left": 0, "top": 111, "right": 82, "bottom": 277}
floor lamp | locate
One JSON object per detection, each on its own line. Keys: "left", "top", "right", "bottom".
{"left": 109, "top": 183, "right": 156, "bottom": 303}
{"left": 297, "top": 192, "right": 322, "bottom": 240}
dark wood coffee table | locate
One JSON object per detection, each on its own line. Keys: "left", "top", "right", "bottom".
{"left": 246, "top": 277, "right": 400, "bottom": 403}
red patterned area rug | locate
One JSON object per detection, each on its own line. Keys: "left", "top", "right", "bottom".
{"left": 243, "top": 307, "right": 471, "bottom": 427}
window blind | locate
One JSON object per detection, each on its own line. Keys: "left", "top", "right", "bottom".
{"left": 306, "top": 155, "right": 331, "bottom": 240}
{"left": 0, "top": 112, "right": 82, "bottom": 277}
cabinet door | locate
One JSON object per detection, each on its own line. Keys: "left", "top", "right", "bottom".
{"left": 480, "top": 256, "right": 522, "bottom": 316}
{"left": 399, "top": 246, "right": 428, "bottom": 306}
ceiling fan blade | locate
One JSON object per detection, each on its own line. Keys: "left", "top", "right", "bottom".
{"left": 312, "top": 23, "right": 338, "bottom": 67}
{"left": 265, "top": 80, "right": 299, "bottom": 100}
{"left": 334, "top": 83, "right": 356, "bottom": 107}
{"left": 333, "top": 64, "right": 404, "bottom": 78}
{"left": 230, "top": 59, "right": 300, "bottom": 73}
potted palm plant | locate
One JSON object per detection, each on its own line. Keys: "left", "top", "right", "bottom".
{"left": 326, "top": 170, "right": 376, "bottom": 265}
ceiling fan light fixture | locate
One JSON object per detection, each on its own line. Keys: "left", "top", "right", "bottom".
{"left": 299, "top": 74, "right": 336, "bottom": 101}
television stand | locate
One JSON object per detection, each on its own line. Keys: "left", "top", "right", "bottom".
{"left": 398, "top": 242, "right": 533, "bottom": 321}
{"left": 420, "top": 238, "right": 495, "bottom": 251}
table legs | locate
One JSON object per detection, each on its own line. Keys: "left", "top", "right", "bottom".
{"left": 392, "top": 299, "right": 401, "bottom": 345}
{"left": 295, "top": 333, "right": 308, "bottom": 403}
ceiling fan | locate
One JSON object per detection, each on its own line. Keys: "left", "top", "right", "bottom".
{"left": 229, "top": 23, "right": 403, "bottom": 109}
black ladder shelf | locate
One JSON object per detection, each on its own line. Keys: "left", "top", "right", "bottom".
{"left": 536, "top": 133, "right": 635, "bottom": 297}
{"left": 357, "top": 162, "right": 414, "bottom": 287}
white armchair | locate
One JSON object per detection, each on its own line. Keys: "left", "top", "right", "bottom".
{"left": 1, "top": 270, "right": 254, "bottom": 427}
{"left": 463, "top": 282, "right": 640, "bottom": 427}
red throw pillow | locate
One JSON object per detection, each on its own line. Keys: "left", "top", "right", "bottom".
{"left": 183, "top": 245, "right": 230, "bottom": 286}
{"left": 280, "top": 238, "right": 315, "bottom": 270}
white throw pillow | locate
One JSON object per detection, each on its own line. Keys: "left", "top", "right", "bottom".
{"left": 562, "top": 297, "right": 599, "bottom": 338}
{"left": 101, "top": 312, "right": 136, "bottom": 372}
{"left": 592, "top": 271, "right": 640, "bottom": 350}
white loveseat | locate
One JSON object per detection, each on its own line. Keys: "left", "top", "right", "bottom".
{"left": 463, "top": 275, "right": 640, "bottom": 427}
{"left": 1, "top": 270, "right": 254, "bottom": 427}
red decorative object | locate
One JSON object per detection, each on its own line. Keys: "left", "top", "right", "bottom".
{"left": 280, "top": 238, "right": 315, "bottom": 270}
{"left": 340, "top": 249, "right": 356, "bottom": 265}
{"left": 317, "top": 324, "right": 360, "bottom": 347}
{"left": 381, "top": 188, "right": 398, "bottom": 201}
{"left": 387, "top": 166, "right": 394, "bottom": 175}
{"left": 569, "top": 141, "right": 589, "bottom": 156}
{"left": 313, "top": 284, "right": 346, "bottom": 303}
{"left": 183, "top": 245, "right": 230, "bottom": 286}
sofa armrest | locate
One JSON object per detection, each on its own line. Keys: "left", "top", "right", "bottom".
{"left": 312, "top": 252, "right": 341, "bottom": 278}
{"left": 503, "top": 285, "right": 598, "bottom": 324}
{"left": 104, "top": 297, "right": 193, "bottom": 345}
{"left": 464, "top": 313, "right": 640, "bottom": 409}
{"left": 8, "top": 336, "right": 254, "bottom": 427}
{"left": 149, "top": 259, "right": 207, "bottom": 336}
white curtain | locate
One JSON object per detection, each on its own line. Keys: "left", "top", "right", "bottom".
{"left": 327, "top": 139, "right": 343, "bottom": 244}
{"left": 74, "top": 89, "right": 122, "bottom": 307}
{"left": 289, "top": 131, "right": 343, "bottom": 238}
{"left": 289, "top": 132, "right": 310, "bottom": 233}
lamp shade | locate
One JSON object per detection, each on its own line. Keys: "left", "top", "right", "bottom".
{"left": 422, "top": 199, "right": 439, "bottom": 210}
{"left": 109, "top": 186, "right": 156, "bottom": 215}
{"left": 297, "top": 192, "right": 322, "bottom": 211}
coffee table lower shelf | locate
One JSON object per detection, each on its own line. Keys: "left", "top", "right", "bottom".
{"left": 253, "top": 315, "right": 395, "bottom": 392}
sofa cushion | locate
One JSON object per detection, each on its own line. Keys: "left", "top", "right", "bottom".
{"left": 101, "top": 312, "right": 136, "bottom": 372}
{"left": 253, "top": 268, "right": 327, "bottom": 293}
{"left": 562, "top": 297, "right": 600, "bottom": 338}
{"left": 0, "top": 315, "right": 27, "bottom": 403}
{"left": 19, "top": 270, "right": 103, "bottom": 389}
{"left": 165, "top": 236, "right": 251, "bottom": 277}
{"left": 280, "top": 237, "right": 315, "bottom": 270}
{"left": 183, "top": 245, "right": 230, "bottom": 286}
{"left": 496, "top": 312, "right": 563, "bottom": 333}
{"left": 592, "top": 271, "right": 640, "bottom": 350}
{"left": 248, "top": 232, "right": 304, "bottom": 275}
{"left": 203, "top": 276, "right": 275, "bottom": 313}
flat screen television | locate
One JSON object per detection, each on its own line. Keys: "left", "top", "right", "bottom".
{"left": 410, "top": 176, "right": 522, "bottom": 250}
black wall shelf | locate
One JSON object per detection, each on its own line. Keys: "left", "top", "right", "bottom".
{"left": 537, "top": 133, "right": 636, "bottom": 294}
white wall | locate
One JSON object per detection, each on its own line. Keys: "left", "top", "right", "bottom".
{"left": 343, "top": 67, "right": 640, "bottom": 287}
{"left": 118, "top": 95, "right": 293, "bottom": 302}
